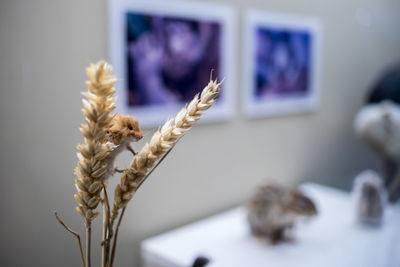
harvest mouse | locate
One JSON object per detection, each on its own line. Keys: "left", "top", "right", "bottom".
{"left": 247, "top": 184, "right": 317, "bottom": 244}
{"left": 103, "top": 114, "right": 143, "bottom": 179}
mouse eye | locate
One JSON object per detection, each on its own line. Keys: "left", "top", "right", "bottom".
{"left": 127, "top": 124, "right": 133, "bottom": 131}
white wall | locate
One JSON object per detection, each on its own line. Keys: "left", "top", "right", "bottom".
{"left": 0, "top": 0, "right": 399, "bottom": 266}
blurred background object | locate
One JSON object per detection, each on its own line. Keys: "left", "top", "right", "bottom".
{"left": 355, "top": 64, "right": 400, "bottom": 202}
{"left": 254, "top": 19, "right": 311, "bottom": 99}
{"left": 352, "top": 170, "right": 386, "bottom": 225}
{"left": 1, "top": 0, "right": 400, "bottom": 266}
{"left": 126, "top": 13, "right": 219, "bottom": 106}
{"left": 247, "top": 184, "right": 317, "bottom": 244}
{"left": 191, "top": 256, "right": 211, "bottom": 267}
{"left": 367, "top": 64, "right": 400, "bottom": 105}
{"left": 109, "top": 0, "right": 236, "bottom": 127}
{"left": 242, "top": 10, "right": 321, "bottom": 117}
{"left": 141, "top": 183, "right": 400, "bottom": 267}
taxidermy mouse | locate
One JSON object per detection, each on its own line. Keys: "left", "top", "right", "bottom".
{"left": 353, "top": 170, "right": 387, "bottom": 226}
{"left": 103, "top": 114, "right": 143, "bottom": 180}
{"left": 355, "top": 64, "right": 400, "bottom": 202}
{"left": 247, "top": 184, "right": 318, "bottom": 244}
{"left": 355, "top": 101, "right": 400, "bottom": 202}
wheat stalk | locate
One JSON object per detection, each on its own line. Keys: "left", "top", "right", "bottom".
{"left": 110, "top": 78, "right": 222, "bottom": 222}
{"left": 67, "top": 60, "right": 221, "bottom": 267}
{"left": 107, "top": 78, "right": 222, "bottom": 266}
{"left": 74, "top": 61, "right": 117, "bottom": 267}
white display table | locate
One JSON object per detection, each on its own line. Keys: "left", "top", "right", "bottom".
{"left": 141, "top": 183, "right": 400, "bottom": 267}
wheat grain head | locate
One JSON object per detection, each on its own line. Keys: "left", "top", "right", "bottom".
{"left": 110, "top": 78, "right": 222, "bottom": 222}
{"left": 75, "top": 61, "right": 117, "bottom": 222}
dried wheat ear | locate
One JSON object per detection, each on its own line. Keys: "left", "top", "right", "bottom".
{"left": 74, "top": 61, "right": 117, "bottom": 222}
{"left": 111, "top": 79, "right": 222, "bottom": 223}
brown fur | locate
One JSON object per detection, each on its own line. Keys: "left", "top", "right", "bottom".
{"left": 102, "top": 114, "right": 143, "bottom": 180}
{"left": 107, "top": 114, "right": 143, "bottom": 144}
{"left": 286, "top": 191, "right": 318, "bottom": 216}
{"left": 247, "top": 184, "right": 318, "bottom": 244}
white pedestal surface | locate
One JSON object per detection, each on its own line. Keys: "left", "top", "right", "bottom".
{"left": 141, "top": 183, "right": 400, "bottom": 267}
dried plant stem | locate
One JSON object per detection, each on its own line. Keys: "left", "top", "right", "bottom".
{"left": 54, "top": 212, "right": 86, "bottom": 267}
{"left": 110, "top": 207, "right": 126, "bottom": 267}
{"left": 136, "top": 146, "right": 174, "bottom": 192}
{"left": 102, "top": 184, "right": 112, "bottom": 267}
{"left": 108, "top": 147, "right": 174, "bottom": 266}
{"left": 102, "top": 202, "right": 107, "bottom": 267}
{"left": 85, "top": 221, "right": 92, "bottom": 267}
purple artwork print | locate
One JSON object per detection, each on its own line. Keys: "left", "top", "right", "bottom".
{"left": 126, "top": 13, "right": 221, "bottom": 107}
{"left": 254, "top": 27, "right": 311, "bottom": 101}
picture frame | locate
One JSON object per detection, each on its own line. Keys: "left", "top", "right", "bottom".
{"left": 109, "top": 0, "right": 236, "bottom": 127}
{"left": 242, "top": 10, "right": 322, "bottom": 117}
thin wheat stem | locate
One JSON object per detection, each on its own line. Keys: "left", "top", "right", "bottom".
{"left": 107, "top": 149, "right": 173, "bottom": 266}
{"left": 110, "top": 207, "right": 126, "bottom": 267}
{"left": 101, "top": 198, "right": 108, "bottom": 267}
{"left": 102, "top": 184, "right": 112, "bottom": 266}
{"left": 135, "top": 146, "right": 174, "bottom": 192}
{"left": 54, "top": 212, "right": 86, "bottom": 267}
{"left": 85, "top": 220, "right": 92, "bottom": 267}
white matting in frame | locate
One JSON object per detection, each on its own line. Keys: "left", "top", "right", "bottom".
{"left": 242, "top": 10, "right": 323, "bottom": 117}
{"left": 109, "top": 0, "right": 237, "bottom": 127}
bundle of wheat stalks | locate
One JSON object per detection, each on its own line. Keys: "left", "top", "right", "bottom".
{"left": 55, "top": 61, "right": 222, "bottom": 267}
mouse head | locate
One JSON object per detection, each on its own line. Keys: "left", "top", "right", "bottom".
{"left": 107, "top": 114, "right": 143, "bottom": 144}
{"left": 285, "top": 191, "right": 318, "bottom": 217}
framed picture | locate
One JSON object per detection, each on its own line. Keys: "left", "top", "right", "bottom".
{"left": 243, "top": 10, "right": 322, "bottom": 117}
{"left": 109, "top": 0, "right": 236, "bottom": 127}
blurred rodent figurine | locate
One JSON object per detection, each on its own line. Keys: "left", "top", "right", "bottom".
{"left": 354, "top": 63, "right": 400, "bottom": 202}
{"left": 103, "top": 114, "right": 143, "bottom": 179}
{"left": 353, "top": 170, "right": 387, "bottom": 226}
{"left": 247, "top": 185, "right": 317, "bottom": 244}
{"left": 355, "top": 102, "right": 400, "bottom": 202}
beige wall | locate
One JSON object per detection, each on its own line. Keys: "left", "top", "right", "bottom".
{"left": 1, "top": 0, "right": 399, "bottom": 266}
